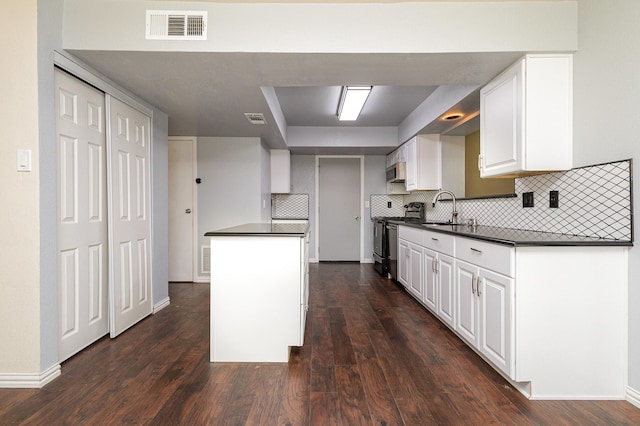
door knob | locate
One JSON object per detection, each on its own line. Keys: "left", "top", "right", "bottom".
{"left": 355, "top": 216, "right": 360, "bottom": 221}
{"left": 185, "top": 209, "right": 192, "bottom": 214}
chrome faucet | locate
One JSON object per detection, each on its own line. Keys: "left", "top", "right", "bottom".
{"left": 431, "top": 190, "right": 458, "bottom": 225}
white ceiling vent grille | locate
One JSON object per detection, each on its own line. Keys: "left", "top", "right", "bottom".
{"left": 146, "top": 10, "right": 207, "bottom": 40}
{"left": 244, "top": 113, "right": 267, "bottom": 125}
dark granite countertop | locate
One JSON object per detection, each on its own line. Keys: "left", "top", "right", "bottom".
{"left": 391, "top": 220, "right": 632, "bottom": 247}
{"left": 205, "top": 222, "right": 309, "bottom": 237}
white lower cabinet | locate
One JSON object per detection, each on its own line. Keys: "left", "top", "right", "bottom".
{"left": 423, "top": 249, "right": 437, "bottom": 311}
{"left": 408, "top": 243, "right": 424, "bottom": 299}
{"left": 398, "top": 238, "right": 423, "bottom": 298}
{"left": 396, "top": 225, "right": 628, "bottom": 399}
{"left": 398, "top": 239, "right": 410, "bottom": 287}
{"left": 455, "top": 259, "right": 514, "bottom": 378}
{"left": 423, "top": 248, "right": 455, "bottom": 329}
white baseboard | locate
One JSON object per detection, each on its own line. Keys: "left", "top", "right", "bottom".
{"left": 309, "top": 258, "right": 319, "bottom": 263}
{"left": 361, "top": 258, "right": 374, "bottom": 263}
{"left": 195, "top": 276, "right": 210, "bottom": 283}
{"left": 153, "top": 297, "right": 170, "bottom": 313}
{"left": 627, "top": 385, "right": 640, "bottom": 409}
{"left": 0, "top": 364, "right": 61, "bottom": 388}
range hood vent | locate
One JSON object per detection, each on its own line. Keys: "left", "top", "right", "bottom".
{"left": 244, "top": 113, "right": 267, "bottom": 125}
{"left": 146, "top": 10, "right": 207, "bottom": 40}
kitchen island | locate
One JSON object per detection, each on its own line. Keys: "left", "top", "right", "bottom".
{"left": 205, "top": 222, "right": 309, "bottom": 362}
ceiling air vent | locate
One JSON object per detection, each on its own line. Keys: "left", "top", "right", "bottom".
{"left": 146, "top": 10, "right": 207, "bottom": 40}
{"left": 244, "top": 113, "right": 267, "bottom": 125}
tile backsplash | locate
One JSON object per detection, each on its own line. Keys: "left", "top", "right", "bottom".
{"left": 272, "top": 193, "right": 309, "bottom": 219}
{"left": 371, "top": 159, "right": 632, "bottom": 241}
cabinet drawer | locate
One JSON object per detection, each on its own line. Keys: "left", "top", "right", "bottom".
{"left": 399, "top": 225, "right": 423, "bottom": 245}
{"left": 455, "top": 237, "right": 514, "bottom": 277}
{"left": 422, "top": 229, "right": 454, "bottom": 256}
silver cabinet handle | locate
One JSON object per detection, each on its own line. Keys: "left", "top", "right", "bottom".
{"left": 470, "top": 247, "right": 482, "bottom": 254}
{"left": 471, "top": 275, "right": 476, "bottom": 295}
{"left": 355, "top": 216, "right": 360, "bottom": 221}
{"left": 476, "top": 277, "right": 482, "bottom": 296}
{"left": 432, "top": 237, "right": 439, "bottom": 241}
{"left": 185, "top": 208, "right": 192, "bottom": 214}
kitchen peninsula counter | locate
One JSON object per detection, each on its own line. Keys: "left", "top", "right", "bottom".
{"left": 206, "top": 222, "right": 310, "bottom": 363}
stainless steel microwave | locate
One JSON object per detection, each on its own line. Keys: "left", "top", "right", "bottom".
{"left": 386, "top": 162, "right": 406, "bottom": 183}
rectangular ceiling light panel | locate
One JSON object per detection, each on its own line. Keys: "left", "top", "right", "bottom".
{"left": 146, "top": 10, "right": 207, "bottom": 40}
{"left": 337, "top": 86, "right": 372, "bottom": 121}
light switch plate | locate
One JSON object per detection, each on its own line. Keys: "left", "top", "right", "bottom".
{"left": 17, "top": 149, "right": 32, "bottom": 172}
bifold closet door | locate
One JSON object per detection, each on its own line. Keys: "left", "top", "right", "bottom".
{"left": 107, "top": 96, "right": 153, "bottom": 337}
{"left": 55, "top": 69, "right": 109, "bottom": 361}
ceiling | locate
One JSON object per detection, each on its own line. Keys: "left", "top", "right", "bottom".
{"left": 68, "top": 50, "right": 524, "bottom": 154}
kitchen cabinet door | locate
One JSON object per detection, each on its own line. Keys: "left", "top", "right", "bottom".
{"left": 478, "top": 268, "right": 513, "bottom": 377}
{"left": 437, "top": 253, "right": 455, "bottom": 329}
{"left": 405, "top": 135, "right": 442, "bottom": 191}
{"left": 479, "top": 60, "right": 522, "bottom": 177}
{"left": 408, "top": 243, "right": 424, "bottom": 300}
{"left": 398, "top": 239, "right": 410, "bottom": 288}
{"left": 405, "top": 138, "right": 418, "bottom": 190}
{"left": 423, "top": 249, "right": 437, "bottom": 312}
{"left": 455, "top": 260, "right": 479, "bottom": 347}
{"left": 480, "top": 54, "right": 572, "bottom": 177}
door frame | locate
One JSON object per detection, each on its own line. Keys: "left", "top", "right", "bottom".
{"left": 168, "top": 136, "right": 199, "bottom": 282}
{"left": 315, "top": 155, "right": 364, "bottom": 262}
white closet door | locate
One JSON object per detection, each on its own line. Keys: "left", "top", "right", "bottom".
{"left": 107, "top": 96, "right": 153, "bottom": 337}
{"left": 55, "top": 69, "right": 109, "bottom": 361}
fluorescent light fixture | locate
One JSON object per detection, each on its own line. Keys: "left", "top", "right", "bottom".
{"left": 337, "top": 86, "right": 372, "bottom": 121}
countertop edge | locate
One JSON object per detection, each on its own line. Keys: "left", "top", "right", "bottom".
{"left": 391, "top": 220, "right": 633, "bottom": 247}
{"left": 206, "top": 232, "right": 307, "bottom": 237}
{"left": 205, "top": 222, "right": 310, "bottom": 237}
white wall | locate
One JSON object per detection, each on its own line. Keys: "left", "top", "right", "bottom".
{"left": 152, "top": 111, "right": 170, "bottom": 305}
{"left": 62, "top": 1, "right": 577, "bottom": 54}
{"left": 363, "top": 156, "right": 388, "bottom": 260}
{"left": 196, "top": 137, "right": 268, "bottom": 276}
{"left": 0, "top": 0, "right": 41, "bottom": 374}
{"left": 291, "top": 156, "right": 317, "bottom": 260}
{"left": 572, "top": 0, "right": 640, "bottom": 393}
{"left": 260, "top": 141, "right": 272, "bottom": 223}
{"left": 37, "top": 0, "right": 64, "bottom": 372}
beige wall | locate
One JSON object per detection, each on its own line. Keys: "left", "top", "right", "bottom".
{"left": 464, "top": 130, "right": 515, "bottom": 198}
{"left": 0, "top": 0, "right": 41, "bottom": 372}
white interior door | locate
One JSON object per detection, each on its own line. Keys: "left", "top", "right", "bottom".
{"left": 318, "top": 157, "right": 361, "bottom": 261}
{"left": 168, "top": 137, "right": 195, "bottom": 282}
{"left": 55, "top": 69, "right": 109, "bottom": 361}
{"left": 108, "top": 96, "right": 153, "bottom": 337}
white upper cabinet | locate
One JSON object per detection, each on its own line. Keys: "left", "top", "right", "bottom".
{"left": 405, "top": 134, "right": 442, "bottom": 191}
{"left": 479, "top": 54, "right": 573, "bottom": 178}
{"left": 386, "top": 143, "right": 407, "bottom": 167}
{"left": 271, "top": 149, "right": 291, "bottom": 193}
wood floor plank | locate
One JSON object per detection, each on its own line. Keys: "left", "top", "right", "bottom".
{"left": 334, "top": 365, "right": 372, "bottom": 425}
{"left": 348, "top": 331, "right": 407, "bottom": 425}
{"left": 329, "top": 307, "right": 357, "bottom": 365}
{"left": 310, "top": 392, "right": 341, "bottom": 425}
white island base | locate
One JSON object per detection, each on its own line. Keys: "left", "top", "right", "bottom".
{"left": 208, "top": 224, "right": 309, "bottom": 363}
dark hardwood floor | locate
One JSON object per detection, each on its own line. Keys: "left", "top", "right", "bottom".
{"left": 2, "top": 263, "right": 639, "bottom": 425}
